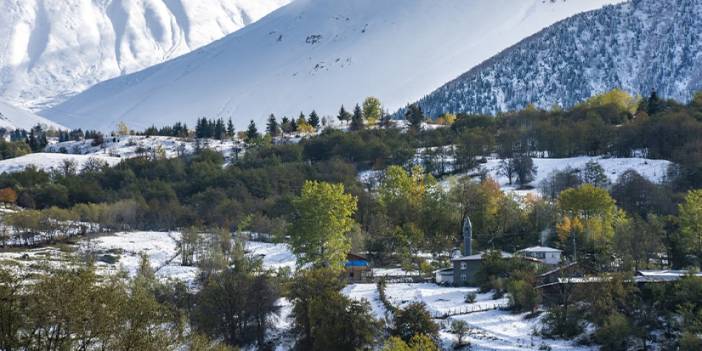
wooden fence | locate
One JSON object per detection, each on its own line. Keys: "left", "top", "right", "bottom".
{"left": 431, "top": 301, "right": 509, "bottom": 319}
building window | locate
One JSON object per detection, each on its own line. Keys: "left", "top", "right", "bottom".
{"left": 460, "top": 262, "right": 467, "bottom": 270}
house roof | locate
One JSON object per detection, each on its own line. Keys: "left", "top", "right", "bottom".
{"left": 636, "top": 270, "right": 702, "bottom": 279}
{"left": 452, "top": 251, "right": 512, "bottom": 261}
{"left": 518, "top": 246, "right": 562, "bottom": 253}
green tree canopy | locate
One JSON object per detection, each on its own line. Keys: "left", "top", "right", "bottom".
{"left": 290, "top": 181, "right": 358, "bottom": 269}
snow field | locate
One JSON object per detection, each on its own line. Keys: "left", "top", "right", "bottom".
{"left": 344, "top": 283, "right": 593, "bottom": 350}
{"left": 0, "top": 153, "right": 121, "bottom": 174}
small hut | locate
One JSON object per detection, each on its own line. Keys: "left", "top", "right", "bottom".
{"left": 345, "top": 253, "right": 371, "bottom": 283}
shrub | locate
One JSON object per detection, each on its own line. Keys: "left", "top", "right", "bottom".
{"left": 465, "top": 292, "right": 477, "bottom": 304}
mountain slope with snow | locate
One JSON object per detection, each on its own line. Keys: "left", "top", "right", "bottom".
{"left": 0, "top": 100, "right": 64, "bottom": 130}
{"left": 45, "top": 0, "right": 623, "bottom": 131}
{"left": 0, "top": 0, "right": 290, "bottom": 111}
{"left": 415, "top": 0, "right": 702, "bottom": 117}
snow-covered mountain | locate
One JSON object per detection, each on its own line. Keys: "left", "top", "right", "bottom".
{"left": 0, "top": 100, "right": 64, "bottom": 131}
{"left": 415, "top": 0, "right": 702, "bottom": 117}
{"left": 0, "top": 0, "right": 290, "bottom": 111}
{"left": 44, "top": 0, "right": 623, "bottom": 131}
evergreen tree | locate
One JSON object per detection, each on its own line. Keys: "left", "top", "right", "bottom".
{"left": 290, "top": 118, "right": 298, "bottom": 132}
{"left": 337, "top": 105, "right": 352, "bottom": 122}
{"left": 405, "top": 104, "right": 424, "bottom": 132}
{"left": 266, "top": 114, "right": 280, "bottom": 137}
{"left": 227, "top": 118, "right": 235, "bottom": 137}
{"left": 246, "top": 120, "right": 259, "bottom": 141}
{"left": 350, "top": 104, "right": 364, "bottom": 131}
{"left": 214, "top": 118, "right": 226, "bottom": 140}
{"left": 308, "top": 110, "right": 320, "bottom": 129}
{"left": 647, "top": 90, "right": 662, "bottom": 115}
{"left": 281, "top": 116, "right": 292, "bottom": 134}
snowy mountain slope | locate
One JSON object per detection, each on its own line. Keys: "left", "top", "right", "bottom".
{"left": 415, "top": 0, "right": 702, "bottom": 117}
{"left": 0, "top": 100, "right": 64, "bottom": 130}
{"left": 44, "top": 0, "right": 623, "bottom": 131}
{"left": 0, "top": 0, "right": 290, "bottom": 111}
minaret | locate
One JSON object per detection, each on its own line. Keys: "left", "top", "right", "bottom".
{"left": 463, "top": 215, "right": 472, "bottom": 256}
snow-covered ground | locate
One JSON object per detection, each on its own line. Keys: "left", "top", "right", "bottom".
{"left": 344, "top": 283, "right": 593, "bottom": 351}
{"left": 442, "top": 310, "right": 595, "bottom": 351}
{"left": 46, "top": 135, "right": 242, "bottom": 160}
{"left": 0, "top": 231, "right": 293, "bottom": 289}
{"left": 84, "top": 231, "right": 199, "bottom": 284}
{"left": 481, "top": 156, "right": 672, "bottom": 190}
{"left": 246, "top": 240, "right": 296, "bottom": 271}
{"left": 0, "top": 153, "right": 121, "bottom": 174}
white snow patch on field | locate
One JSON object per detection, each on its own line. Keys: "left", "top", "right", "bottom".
{"left": 86, "top": 231, "right": 183, "bottom": 278}
{"left": 482, "top": 156, "right": 672, "bottom": 188}
{"left": 342, "top": 284, "right": 387, "bottom": 319}
{"left": 444, "top": 310, "right": 595, "bottom": 350}
{"left": 344, "top": 283, "right": 591, "bottom": 350}
{"left": 246, "top": 241, "right": 296, "bottom": 271}
{"left": 46, "top": 135, "right": 243, "bottom": 161}
{"left": 0, "top": 153, "right": 120, "bottom": 174}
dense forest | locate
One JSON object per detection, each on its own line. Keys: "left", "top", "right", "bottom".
{"left": 3, "top": 90, "right": 702, "bottom": 349}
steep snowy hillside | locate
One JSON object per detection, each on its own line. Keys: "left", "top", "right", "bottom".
{"left": 0, "top": 0, "right": 290, "bottom": 110}
{"left": 0, "top": 100, "right": 64, "bottom": 130}
{"left": 45, "top": 0, "right": 622, "bottom": 131}
{"left": 416, "top": 0, "right": 702, "bottom": 117}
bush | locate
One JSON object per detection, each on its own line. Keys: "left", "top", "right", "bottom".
{"left": 465, "top": 292, "right": 477, "bottom": 303}
{"left": 506, "top": 278, "right": 541, "bottom": 313}
{"left": 593, "top": 313, "right": 631, "bottom": 351}
{"left": 98, "top": 254, "right": 119, "bottom": 264}
{"left": 450, "top": 320, "right": 469, "bottom": 347}
{"left": 392, "top": 302, "right": 439, "bottom": 342}
{"left": 680, "top": 331, "right": 702, "bottom": 351}
{"left": 541, "top": 305, "right": 584, "bottom": 338}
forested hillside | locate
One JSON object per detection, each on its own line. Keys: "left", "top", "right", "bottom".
{"left": 416, "top": 0, "right": 702, "bottom": 117}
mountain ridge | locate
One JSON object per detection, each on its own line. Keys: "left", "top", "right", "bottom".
{"left": 44, "top": 0, "right": 623, "bottom": 131}
{"left": 0, "top": 0, "right": 290, "bottom": 111}
{"left": 414, "top": 0, "right": 702, "bottom": 117}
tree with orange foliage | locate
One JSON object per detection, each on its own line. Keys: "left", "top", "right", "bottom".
{"left": 0, "top": 188, "right": 17, "bottom": 208}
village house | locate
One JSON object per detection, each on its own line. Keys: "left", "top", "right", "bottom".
{"left": 516, "top": 246, "right": 562, "bottom": 265}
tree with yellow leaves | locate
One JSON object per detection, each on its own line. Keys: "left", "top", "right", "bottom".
{"left": 557, "top": 184, "right": 625, "bottom": 265}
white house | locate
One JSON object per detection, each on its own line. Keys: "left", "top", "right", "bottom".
{"left": 517, "top": 246, "right": 562, "bottom": 265}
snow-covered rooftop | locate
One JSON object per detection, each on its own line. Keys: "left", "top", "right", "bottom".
{"left": 518, "top": 246, "right": 562, "bottom": 253}
{"left": 452, "top": 251, "right": 513, "bottom": 261}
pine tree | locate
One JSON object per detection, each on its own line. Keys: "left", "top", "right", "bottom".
{"left": 308, "top": 110, "right": 320, "bottom": 129}
{"left": 246, "top": 120, "right": 259, "bottom": 141}
{"left": 214, "top": 118, "right": 226, "bottom": 140}
{"left": 647, "top": 90, "right": 662, "bottom": 115}
{"left": 405, "top": 104, "right": 424, "bottom": 132}
{"left": 291, "top": 118, "right": 298, "bottom": 132}
{"left": 337, "top": 105, "right": 352, "bottom": 122}
{"left": 227, "top": 118, "right": 235, "bottom": 137}
{"left": 281, "top": 116, "right": 291, "bottom": 134}
{"left": 267, "top": 114, "right": 280, "bottom": 137}
{"left": 350, "top": 104, "right": 364, "bottom": 131}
